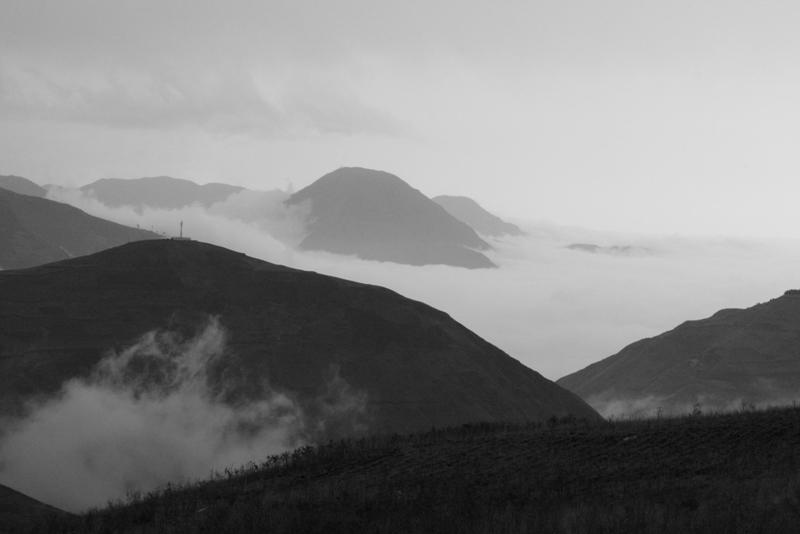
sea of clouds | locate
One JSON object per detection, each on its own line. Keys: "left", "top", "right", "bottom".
{"left": 45, "top": 185, "right": 800, "bottom": 382}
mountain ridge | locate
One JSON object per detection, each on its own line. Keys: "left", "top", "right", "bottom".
{"left": 557, "top": 290, "right": 800, "bottom": 414}
{"left": 432, "top": 195, "right": 523, "bottom": 237}
{"left": 0, "top": 187, "right": 160, "bottom": 270}
{"left": 80, "top": 176, "right": 245, "bottom": 210}
{"left": 0, "top": 175, "right": 47, "bottom": 198}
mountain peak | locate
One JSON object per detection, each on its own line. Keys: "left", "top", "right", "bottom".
{"left": 287, "top": 168, "right": 495, "bottom": 268}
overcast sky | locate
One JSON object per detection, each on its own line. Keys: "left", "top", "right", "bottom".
{"left": 3, "top": 1, "right": 800, "bottom": 237}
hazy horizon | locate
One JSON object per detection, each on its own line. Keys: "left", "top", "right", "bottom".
{"left": 3, "top": 1, "right": 800, "bottom": 238}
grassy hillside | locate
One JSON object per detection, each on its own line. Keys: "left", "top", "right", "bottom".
{"left": 27, "top": 405, "right": 800, "bottom": 533}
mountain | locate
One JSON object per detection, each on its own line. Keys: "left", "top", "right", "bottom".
{"left": 0, "top": 239, "right": 598, "bottom": 434}
{"left": 0, "top": 175, "right": 47, "bottom": 197}
{"left": 285, "top": 168, "right": 496, "bottom": 268}
{"left": 80, "top": 176, "right": 245, "bottom": 210}
{"left": 0, "top": 483, "right": 71, "bottom": 533}
{"left": 0, "top": 188, "right": 160, "bottom": 270}
{"left": 566, "top": 243, "right": 651, "bottom": 256}
{"left": 557, "top": 290, "right": 800, "bottom": 414}
{"left": 431, "top": 195, "right": 523, "bottom": 237}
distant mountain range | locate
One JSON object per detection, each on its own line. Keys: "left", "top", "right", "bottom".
{"left": 286, "top": 167, "right": 496, "bottom": 268}
{"left": 22, "top": 169, "right": 503, "bottom": 269}
{"left": 432, "top": 195, "right": 523, "bottom": 237}
{"left": 0, "top": 240, "right": 598, "bottom": 434}
{"left": 557, "top": 290, "right": 800, "bottom": 414}
{"left": 80, "top": 176, "right": 245, "bottom": 210}
{"left": 0, "top": 188, "right": 159, "bottom": 270}
{"left": 0, "top": 175, "right": 47, "bottom": 197}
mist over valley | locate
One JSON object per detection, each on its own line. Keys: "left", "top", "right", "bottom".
{"left": 3, "top": 169, "right": 800, "bottom": 530}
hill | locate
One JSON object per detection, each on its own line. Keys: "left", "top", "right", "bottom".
{"left": 431, "top": 195, "right": 523, "bottom": 237}
{"left": 557, "top": 290, "right": 800, "bottom": 414}
{"left": 0, "top": 175, "right": 47, "bottom": 197}
{"left": 285, "top": 168, "right": 496, "bottom": 268}
{"left": 33, "top": 406, "right": 800, "bottom": 533}
{"left": 80, "top": 176, "right": 244, "bottom": 210}
{"left": 0, "top": 484, "right": 71, "bottom": 534}
{"left": 0, "top": 239, "right": 596, "bottom": 434}
{"left": 0, "top": 188, "right": 160, "bottom": 270}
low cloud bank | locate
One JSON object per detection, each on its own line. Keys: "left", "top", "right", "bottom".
{"left": 589, "top": 386, "right": 800, "bottom": 419}
{"left": 0, "top": 317, "right": 368, "bottom": 512}
{"left": 46, "top": 187, "right": 800, "bottom": 381}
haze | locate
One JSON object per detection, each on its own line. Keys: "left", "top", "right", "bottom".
{"left": 3, "top": 1, "right": 800, "bottom": 238}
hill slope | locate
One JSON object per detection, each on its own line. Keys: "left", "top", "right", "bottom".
{"left": 285, "top": 168, "right": 495, "bottom": 268}
{"left": 0, "top": 188, "right": 160, "bottom": 270}
{"left": 0, "top": 239, "right": 596, "bottom": 434}
{"left": 557, "top": 290, "right": 800, "bottom": 414}
{"left": 0, "top": 483, "right": 71, "bottom": 533}
{"left": 0, "top": 175, "right": 47, "bottom": 197}
{"left": 42, "top": 407, "right": 800, "bottom": 534}
{"left": 80, "top": 176, "right": 244, "bottom": 210}
{"left": 432, "top": 195, "right": 523, "bottom": 237}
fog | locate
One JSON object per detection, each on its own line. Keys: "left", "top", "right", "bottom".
{"left": 46, "top": 186, "right": 800, "bottom": 382}
{"left": 0, "top": 317, "right": 368, "bottom": 512}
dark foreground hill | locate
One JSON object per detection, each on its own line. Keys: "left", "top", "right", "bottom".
{"left": 80, "top": 176, "right": 244, "bottom": 210}
{"left": 558, "top": 290, "right": 800, "bottom": 415}
{"left": 285, "top": 168, "right": 496, "bottom": 268}
{"left": 0, "top": 175, "right": 47, "bottom": 197}
{"left": 0, "top": 484, "right": 71, "bottom": 534}
{"left": 0, "top": 188, "right": 160, "bottom": 270}
{"left": 431, "top": 195, "right": 523, "bottom": 237}
{"left": 31, "top": 406, "right": 800, "bottom": 534}
{"left": 0, "top": 239, "right": 595, "bottom": 434}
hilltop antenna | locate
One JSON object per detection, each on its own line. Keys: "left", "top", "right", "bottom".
{"left": 171, "top": 220, "right": 192, "bottom": 241}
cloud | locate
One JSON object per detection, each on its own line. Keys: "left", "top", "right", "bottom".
{"left": 0, "top": 62, "right": 285, "bottom": 135}
{"left": 280, "top": 76, "right": 407, "bottom": 137}
{"left": 0, "top": 317, "right": 368, "bottom": 512}
{"left": 0, "top": 51, "right": 407, "bottom": 139}
{"left": 44, "top": 186, "right": 800, "bottom": 383}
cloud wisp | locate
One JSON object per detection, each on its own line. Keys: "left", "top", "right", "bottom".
{"left": 0, "top": 317, "right": 368, "bottom": 512}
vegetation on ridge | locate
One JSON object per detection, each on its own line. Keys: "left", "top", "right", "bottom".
{"left": 24, "top": 403, "right": 800, "bottom": 533}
